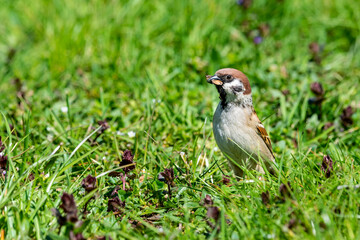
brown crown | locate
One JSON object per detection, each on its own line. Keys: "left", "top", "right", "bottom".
{"left": 215, "top": 68, "right": 251, "bottom": 95}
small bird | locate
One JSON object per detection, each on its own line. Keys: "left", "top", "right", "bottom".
{"left": 206, "top": 68, "right": 276, "bottom": 177}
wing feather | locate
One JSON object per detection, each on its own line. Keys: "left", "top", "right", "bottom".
{"left": 256, "top": 123, "right": 275, "bottom": 159}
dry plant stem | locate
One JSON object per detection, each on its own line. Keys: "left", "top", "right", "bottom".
{"left": 167, "top": 183, "right": 172, "bottom": 199}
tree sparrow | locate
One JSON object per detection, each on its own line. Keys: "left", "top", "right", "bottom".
{"left": 206, "top": 68, "right": 276, "bottom": 177}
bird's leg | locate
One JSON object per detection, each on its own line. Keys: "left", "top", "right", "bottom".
{"left": 256, "top": 164, "right": 266, "bottom": 181}
{"left": 255, "top": 164, "right": 265, "bottom": 174}
{"left": 230, "top": 163, "right": 244, "bottom": 178}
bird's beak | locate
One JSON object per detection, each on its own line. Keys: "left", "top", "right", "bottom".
{"left": 206, "top": 75, "right": 223, "bottom": 86}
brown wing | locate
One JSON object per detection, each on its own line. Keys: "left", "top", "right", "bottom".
{"left": 256, "top": 123, "right": 275, "bottom": 159}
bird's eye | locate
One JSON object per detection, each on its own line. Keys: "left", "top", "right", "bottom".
{"left": 226, "top": 75, "right": 232, "bottom": 80}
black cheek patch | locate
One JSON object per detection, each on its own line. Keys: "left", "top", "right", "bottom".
{"left": 231, "top": 86, "right": 243, "bottom": 93}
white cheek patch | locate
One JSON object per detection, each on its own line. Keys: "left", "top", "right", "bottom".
{"left": 223, "top": 80, "right": 244, "bottom": 94}
{"left": 222, "top": 80, "right": 252, "bottom": 105}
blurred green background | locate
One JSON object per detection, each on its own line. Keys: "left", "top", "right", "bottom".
{"left": 0, "top": 0, "right": 360, "bottom": 239}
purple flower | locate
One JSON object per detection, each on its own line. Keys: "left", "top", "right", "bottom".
{"left": 287, "top": 219, "right": 297, "bottom": 229}
{"left": 207, "top": 207, "right": 220, "bottom": 222}
{"left": 204, "top": 195, "right": 213, "bottom": 207}
{"left": 282, "top": 89, "right": 290, "bottom": 96}
{"left": 60, "top": 193, "right": 78, "bottom": 223}
{"left": 158, "top": 168, "right": 176, "bottom": 198}
{"left": 69, "top": 231, "right": 85, "bottom": 240}
{"left": 81, "top": 175, "right": 97, "bottom": 192}
{"left": 309, "top": 42, "right": 320, "bottom": 54}
{"left": 237, "top": 0, "right": 252, "bottom": 8}
{"left": 120, "top": 150, "right": 135, "bottom": 173}
{"left": 108, "top": 150, "right": 136, "bottom": 191}
{"left": 159, "top": 168, "right": 175, "bottom": 187}
{"left": 321, "top": 155, "right": 333, "bottom": 178}
{"left": 253, "top": 36, "right": 263, "bottom": 45}
{"left": 107, "top": 196, "right": 125, "bottom": 214}
{"left": 0, "top": 137, "right": 7, "bottom": 176}
{"left": 97, "top": 120, "right": 110, "bottom": 133}
{"left": 340, "top": 106, "right": 354, "bottom": 127}
{"left": 90, "top": 120, "right": 110, "bottom": 145}
{"left": 222, "top": 175, "right": 230, "bottom": 185}
{"left": 310, "top": 82, "right": 324, "bottom": 96}
{"left": 309, "top": 42, "right": 322, "bottom": 64}
{"left": 308, "top": 82, "right": 325, "bottom": 110}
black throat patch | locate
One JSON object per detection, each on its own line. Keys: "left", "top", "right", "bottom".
{"left": 216, "top": 85, "right": 227, "bottom": 108}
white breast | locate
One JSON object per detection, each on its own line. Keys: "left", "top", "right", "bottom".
{"left": 212, "top": 103, "right": 270, "bottom": 172}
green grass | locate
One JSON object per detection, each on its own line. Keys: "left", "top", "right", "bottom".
{"left": 0, "top": 0, "right": 360, "bottom": 239}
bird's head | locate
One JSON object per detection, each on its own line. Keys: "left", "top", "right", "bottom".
{"left": 206, "top": 68, "right": 252, "bottom": 107}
